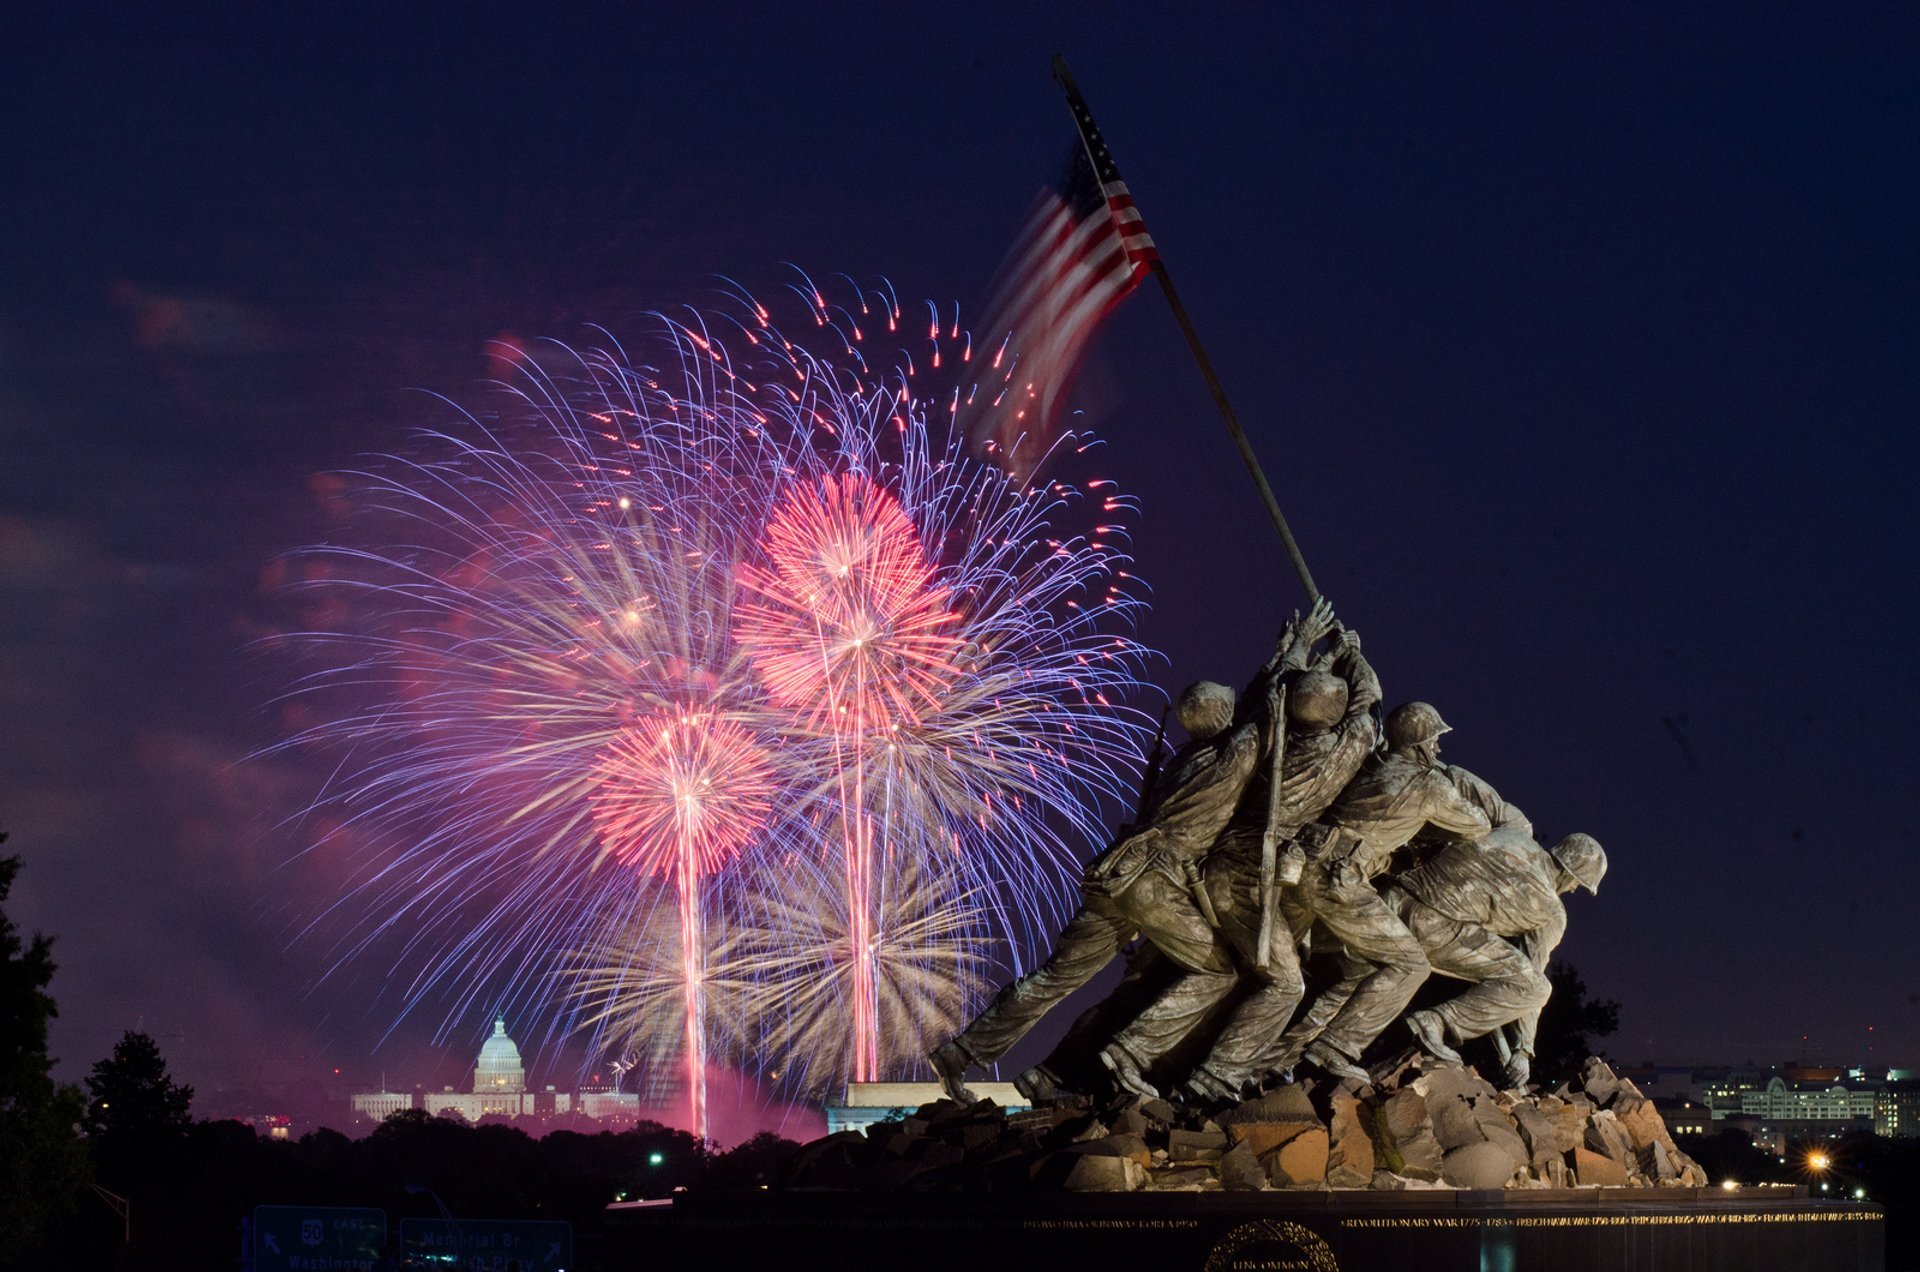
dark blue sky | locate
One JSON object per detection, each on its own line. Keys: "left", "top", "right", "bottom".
{"left": 3, "top": 5, "right": 1916, "bottom": 1115}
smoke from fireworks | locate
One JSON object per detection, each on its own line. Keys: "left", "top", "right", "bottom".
{"left": 274, "top": 277, "right": 1156, "bottom": 1120}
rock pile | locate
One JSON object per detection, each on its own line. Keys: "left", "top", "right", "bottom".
{"left": 783, "top": 1057, "right": 1707, "bottom": 1194}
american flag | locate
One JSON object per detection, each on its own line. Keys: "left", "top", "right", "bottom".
{"left": 967, "top": 109, "right": 1159, "bottom": 479}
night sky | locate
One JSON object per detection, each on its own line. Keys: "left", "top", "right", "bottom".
{"left": 4, "top": 6, "right": 1916, "bottom": 1125}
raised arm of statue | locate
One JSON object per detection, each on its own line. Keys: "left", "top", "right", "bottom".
{"left": 1447, "top": 765, "right": 1531, "bottom": 836}
{"left": 1329, "top": 630, "right": 1381, "bottom": 718}
{"left": 1417, "top": 770, "right": 1495, "bottom": 841}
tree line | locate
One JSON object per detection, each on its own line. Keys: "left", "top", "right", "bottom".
{"left": 0, "top": 838, "right": 800, "bottom": 1271}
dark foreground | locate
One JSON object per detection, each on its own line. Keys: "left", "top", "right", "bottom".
{"left": 610, "top": 1187, "right": 1883, "bottom": 1272}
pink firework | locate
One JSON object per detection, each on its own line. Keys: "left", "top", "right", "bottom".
{"left": 734, "top": 473, "right": 965, "bottom": 1080}
{"left": 588, "top": 707, "right": 773, "bottom": 1139}
{"left": 276, "top": 280, "right": 1158, "bottom": 1103}
{"left": 736, "top": 472, "right": 962, "bottom": 729}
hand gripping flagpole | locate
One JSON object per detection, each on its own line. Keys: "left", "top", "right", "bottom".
{"left": 1052, "top": 55, "right": 1314, "bottom": 969}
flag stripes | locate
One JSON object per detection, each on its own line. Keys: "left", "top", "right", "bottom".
{"left": 966, "top": 139, "right": 1157, "bottom": 479}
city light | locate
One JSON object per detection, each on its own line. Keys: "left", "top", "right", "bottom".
{"left": 1807, "top": 1151, "right": 1831, "bottom": 1172}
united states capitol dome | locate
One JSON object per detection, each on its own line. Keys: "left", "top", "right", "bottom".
{"left": 473, "top": 1016, "right": 526, "bottom": 1094}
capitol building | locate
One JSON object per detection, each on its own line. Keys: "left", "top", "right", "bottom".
{"left": 350, "top": 1017, "right": 645, "bottom": 1126}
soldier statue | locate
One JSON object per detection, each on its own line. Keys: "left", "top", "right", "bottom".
{"left": 1387, "top": 828, "right": 1607, "bottom": 1088}
{"left": 1264, "top": 701, "right": 1518, "bottom": 1084}
{"left": 1133, "top": 614, "right": 1383, "bottom": 1101}
{"left": 927, "top": 603, "right": 1334, "bottom": 1104}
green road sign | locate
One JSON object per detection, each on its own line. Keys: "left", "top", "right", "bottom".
{"left": 398, "top": 1217, "right": 573, "bottom": 1272}
{"left": 252, "top": 1205, "right": 386, "bottom": 1272}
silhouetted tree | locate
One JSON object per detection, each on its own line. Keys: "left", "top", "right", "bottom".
{"left": 1531, "top": 960, "right": 1621, "bottom": 1085}
{"left": 0, "top": 839, "right": 91, "bottom": 1260}
{"left": 83, "top": 1030, "right": 193, "bottom": 1186}
{"left": 707, "top": 1131, "right": 803, "bottom": 1190}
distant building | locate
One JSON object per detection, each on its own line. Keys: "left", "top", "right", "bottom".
{"left": 1624, "top": 1062, "right": 1912, "bottom": 1145}
{"left": 824, "top": 1082, "right": 1029, "bottom": 1135}
{"left": 1615, "top": 1065, "right": 1699, "bottom": 1104}
{"left": 1655, "top": 1099, "right": 1714, "bottom": 1138}
{"left": 349, "top": 1018, "right": 642, "bottom": 1127}
{"left": 1875, "top": 1081, "right": 1920, "bottom": 1138}
{"left": 420, "top": 1019, "right": 564, "bottom": 1121}
{"left": 1700, "top": 1068, "right": 1767, "bottom": 1111}
{"left": 1713, "top": 1113, "right": 1869, "bottom": 1156}
{"left": 1738, "top": 1075, "right": 1877, "bottom": 1122}
{"left": 349, "top": 1085, "right": 412, "bottom": 1124}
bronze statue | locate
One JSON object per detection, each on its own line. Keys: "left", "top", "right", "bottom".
{"left": 1264, "top": 701, "right": 1509, "bottom": 1083}
{"left": 928, "top": 606, "right": 1330, "bottom": 1103}
{"left": 932, "top": 587, "right": 1611, "bottom": 1112}
{"left": 1149, "top": 619, "right": 1381, "bottom": 1101}
{"left": 1389, "top": 828, "right": 1607, "bottom": 1088}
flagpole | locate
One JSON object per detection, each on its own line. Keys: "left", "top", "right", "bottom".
{"left": 1050, "top": 55, "right": 1319, "bottom": 604}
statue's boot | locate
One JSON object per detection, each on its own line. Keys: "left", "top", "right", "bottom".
{"left": 1255, "top": 1066, "right": 1296, "bottom": 1093}
{"left": 1303, "top": 1040, "right": 1370, "bottom": 1086}
{"left": 1097, "top": 1043, "right": 1161, "bottom": 1100}
{"left": 1404, "top": 1010, "right": 1464, "bottom": 1064}
{"left": 1014, "top": 1065, "right": 1076, "bottom": 1104}
{"left": 928, "top": 1040, "right": 979, "bottom": 1104}
{"left": 1500, "top": 1053, "right": 1532, "bottom": 1091}
{"left": 1182, "top": 1066, "right": 1241, "bottom": 1104}
{"left": 1182, "top": 1068, "right": 1244, "bottom": 1106}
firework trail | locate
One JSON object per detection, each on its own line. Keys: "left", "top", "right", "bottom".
{"left": 586, "top": 707, "right": 773, "bottom": 1137}
{"left": 275, "top": 276, "right": 1156, "bottom": 1109}
{"left": 734, "top": 472, "right": 964, "bottom": 1080}
{"left": 572, "top": 850, "right": 988, "bottom": 1100}
{"left": 273, "top": 332, "right": 793, "bottom": 1139}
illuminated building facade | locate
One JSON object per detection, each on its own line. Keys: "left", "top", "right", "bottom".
{"left": 824, "top": 1082, "right": 1029, "bottom": 1135}
{"left": 1737, "top": 1075, "right": 1877, "bottom": 1121}
{"left": 349, "top": 1018, "right": 642, "bottom": 1126}
{"left": 1875, "top": 1081, "right": 1920, "bottom": 1138}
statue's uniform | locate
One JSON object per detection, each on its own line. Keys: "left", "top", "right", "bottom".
{"left": 1129, "top": 645, "right": 1381, "bottom": 1090}
{"left": 1269, "top": 756, "right": 1498, "bottom": 1068}
{"left": 1381, "top": 825, "right": 1566, "bottom": 1056}
{"left": 942, "top": 669, "right": 1276, "bottom": 1070}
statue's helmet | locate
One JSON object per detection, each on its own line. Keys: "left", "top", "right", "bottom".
{"left": 1549, "top": 833, "right": 1607, "bottom": 894}
{"left": 1385, "top": 701, "right": 1452, "bottom": 751}
{"left": 1287, "top": 670, "right": 1349, "bottom": 728}
{"left": 1176, "top": 681, "right": 1235, "bottom": 740}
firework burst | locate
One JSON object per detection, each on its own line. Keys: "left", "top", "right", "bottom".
{"left": 274, "top": 278, "right": 1156, "bottom": 1110}
{"left": 569, "top": 851, "right": 988, "bottom": 1102}
{"left": 587, "top": 706, "right": 774, "bottom": 1137}
{"left": 734, "top": 471, "right": 968, "bottom": 1079}
{"left": 728, "top": 850, "right": 992, "bottom": 1096}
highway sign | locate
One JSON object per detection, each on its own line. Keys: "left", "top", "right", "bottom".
{"left": 399, "top": 1217, "right": 573, "bottom": 1271}
{"left": 252, "top": 1205, "right": 386, "bottom": 1272}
